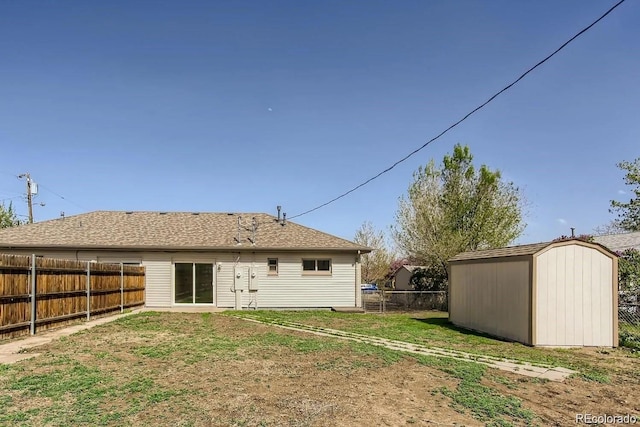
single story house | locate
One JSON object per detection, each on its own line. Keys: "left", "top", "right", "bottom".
{"left": 449, "top": 239, "right": 618, "bottom": 347}
{"left": 391, "top": 265, "right": 426, "bottom": 290}
{"left": 594, "top": 231, "right": 640, "bottom": 252}
{"left": 0, "top": 211, "right": 371, "bottom": 309}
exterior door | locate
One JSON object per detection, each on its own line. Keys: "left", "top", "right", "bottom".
{"left": 175, "top": 262, "right": 214, "bottom": 304}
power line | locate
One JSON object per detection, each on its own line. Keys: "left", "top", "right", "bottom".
{"left": 0, "top": 196, "right": 23, "bottom": 203}
{"left": 289, "top": 0, "right": 626, "bottom": 220}
{"left": 38, "top": 184, "right": 88, "bottom": 211}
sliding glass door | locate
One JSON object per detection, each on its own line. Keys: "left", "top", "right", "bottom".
{"left": 175, "top": 263, "right": 214, "bottom": 304}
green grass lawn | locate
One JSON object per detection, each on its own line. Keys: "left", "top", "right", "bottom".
{"left": 226, "top": 310, "right": 640, "bottom": 383}
{"left": 0, "top": 310, "right": 637, "bottom": 427}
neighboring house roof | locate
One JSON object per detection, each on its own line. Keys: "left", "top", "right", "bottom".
{"left": 449, "top": 239, "right": 616, "bottom": 263}
{"left": 0, "top": 211, "right": 371, "bottom": 252}
{"left": 594, "top": 231, "right": 640, "bottom": 252}
{"left": 391, "top": 265, "right": 427, "bottom": 277}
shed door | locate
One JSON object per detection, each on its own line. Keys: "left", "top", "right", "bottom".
{"left": 535, "top": 246, "right": 613, "bottom": 346}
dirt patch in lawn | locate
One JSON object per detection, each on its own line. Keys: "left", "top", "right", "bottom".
{"left": 483, "top": 367, "right": 640, "bottom": 426}
{"left": 1, "top": 312, "right": 639, "bottom": 426}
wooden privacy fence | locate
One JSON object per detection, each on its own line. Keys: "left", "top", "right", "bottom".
{"left": 0, "top": 253, "right": 145, "bottom": 339}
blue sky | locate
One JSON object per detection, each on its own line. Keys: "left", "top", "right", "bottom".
{"left": 0, "top": 1, "right": 637, "bottom": 248}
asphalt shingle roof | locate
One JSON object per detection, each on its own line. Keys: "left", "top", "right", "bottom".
{"left": 0, "top": 211, "right": 370, "bottom": 252}
{"left": 449, "top": 239, "right": 617, "bottom": 262}
{"left": 449, "top": 242, "right": 550, "bottom": 262}
{"left": 594, "top": 231, "right": 640, "bottom": 252}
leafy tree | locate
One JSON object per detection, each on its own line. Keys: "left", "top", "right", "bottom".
{"left": 618, "top": 249, "right": 640, "bottom": 292}
{"left": 354, "top": 221, "right": 393, "bottom": 286}
{"left": 610, "top": 157, "right": 640, "bottom": 232}
{"left": 0, "top": 202, "right": 22, "bottom": 228}
{"left": 393, "top": 144, "right": 525, "bottom": 285}
{"left": 409, "top": 266, "right": 447, "bottom": 291}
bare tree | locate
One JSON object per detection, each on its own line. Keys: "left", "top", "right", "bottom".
{"left": 593, "top": 221, "right": 626, "bottom": 236}
{"left": 354, "top": 221, "right": 393, "bottom": 286}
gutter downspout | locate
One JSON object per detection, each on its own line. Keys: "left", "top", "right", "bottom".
{"left": 355, "top": 251, "right": 362, "bottom": 308}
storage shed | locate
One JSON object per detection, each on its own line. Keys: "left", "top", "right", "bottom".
{"left": 448, "top": 239, "right": 618, "bottom": 347}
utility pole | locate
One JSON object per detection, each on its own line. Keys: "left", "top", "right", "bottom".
{"left": 18, "top": 173, "right": 41, "bottom": 224}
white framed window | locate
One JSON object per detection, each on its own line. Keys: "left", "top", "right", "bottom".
{"left": 302, "top": 258, "right": 331, "bottom": 275}
{"left": 267, "top": 258, "right": 278, "bottom": 275}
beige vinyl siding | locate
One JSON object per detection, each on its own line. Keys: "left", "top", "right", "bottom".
{"left": 215, "top": 252, "right": 357, "bottom": 308}
{"left": 261, "top": 253, "right": 356, "bottom": 308}
{"left": 450, "top": 260, "right": 530, "bottom": 344}
{"left": 142, "top": 254, "right": 171, "bottom": 307}
{"left": 535, "top": 245, "right": 614, "bottom": 346}
{"left": 0, "top": 248, "right": 359, "bottom": 309}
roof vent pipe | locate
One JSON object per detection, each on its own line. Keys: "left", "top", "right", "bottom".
{"left": 570, "top": 227, "right": 575, "bottom": 238}
{"left": 277, "top": 205, "right": 281, "bottom": 222}
{"left": 282, "top": 213, "right": 286, "bottom": 226}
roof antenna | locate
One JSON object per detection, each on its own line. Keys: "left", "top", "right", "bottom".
{"left": 570, "top": 227, "right": 575, "bottom": 238}
{"left": 276, "top": 205, "right": 281, "bottom": 222}
{"left": 250, "top": 217, "right": 258, "bottom": 245}
{"left": 236, "top": 216, "right": 242, "bottom": 245}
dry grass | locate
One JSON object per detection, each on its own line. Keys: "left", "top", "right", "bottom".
{"left": 0, "top": 311, "right": 638, "bottom": 426}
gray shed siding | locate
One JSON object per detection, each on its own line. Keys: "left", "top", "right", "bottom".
{"left": 449, "top": 260, "right": 530, "bottom": 344}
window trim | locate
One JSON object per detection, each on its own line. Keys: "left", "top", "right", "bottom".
{"left": 302, "top": 258, "right": 332, "bottom": 275}
{"left": 267, "top": 258, "right": 278, "bottom": 276}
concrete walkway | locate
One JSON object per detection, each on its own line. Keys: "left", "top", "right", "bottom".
{"left": 0, "top": 309, "right": 143, "bottom": 364}
{"left": 237, "top": 316, "right": 576, "bottom": 382}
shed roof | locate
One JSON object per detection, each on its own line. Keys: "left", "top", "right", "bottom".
{"left": 449, "top": 239, "right": 616, "bottom": 263}
{"left": 0, "top": 211, "right": 371, "bottom": 252}
{"left": 449, "top": 242, "right": 549, "bottom": 262}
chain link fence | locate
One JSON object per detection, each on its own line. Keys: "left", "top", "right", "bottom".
{"left": 361, "top": 289, "right": 639, "bottom": 349}
{"left": 362, "top": 290, "right": 447, "bottom": 313}
{"left": 619, "top": 291, "right": 640, "bottom": 349}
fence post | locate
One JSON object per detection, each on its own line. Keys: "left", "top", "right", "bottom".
{"left": 30, "top": 254, "right": 37, "bottom": 335}
{"left": 86, "top": 261, "right": 91, "bottom": 321}
{"left": 120, "top": 262, "right": 124, "bottom": 313}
